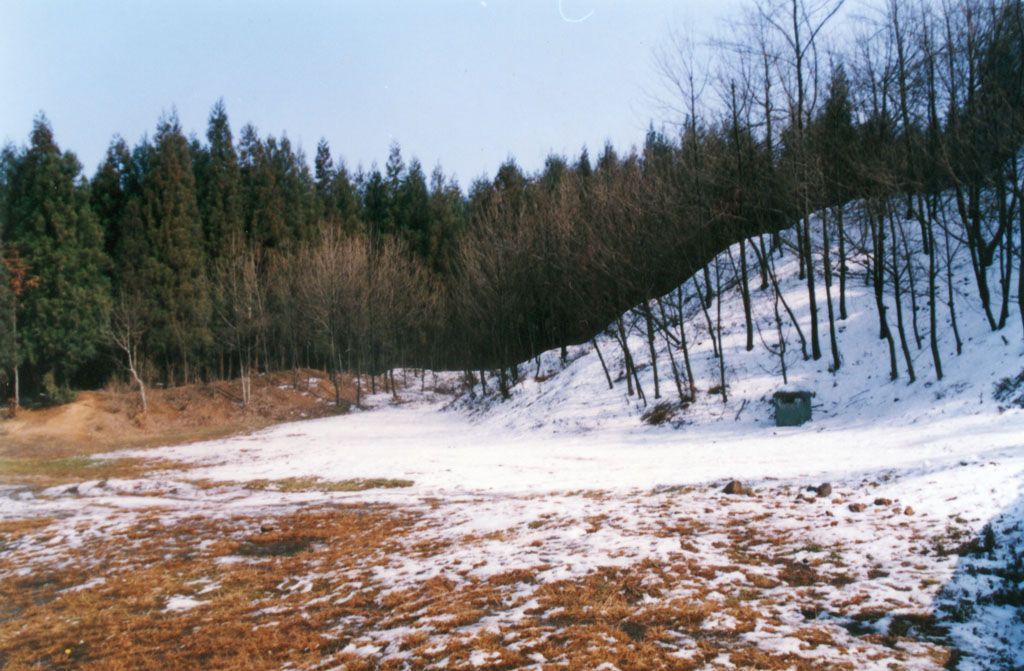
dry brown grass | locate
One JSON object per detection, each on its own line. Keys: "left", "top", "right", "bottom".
{"left": 0, "top": 486, "right": 969, "bottom": 671}
{"left": 0, "top": 369, "right": 351, "bottom": 461}
{"left": 0, "top": 456, "right": 192, "bottom": 488}
{"left": 242, "top": 476, "right": 414, "bottom": 492}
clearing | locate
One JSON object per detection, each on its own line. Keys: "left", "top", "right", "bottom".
{"left": 2, "top": 228, "right": 1023, "bottom": 670}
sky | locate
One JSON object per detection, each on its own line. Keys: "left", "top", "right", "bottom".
{"left": 1, "top": 0, "right": 741, "bottom": 188}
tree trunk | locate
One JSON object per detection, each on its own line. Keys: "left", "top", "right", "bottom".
{"left": 694, "top": 269, "right": 719, "bottom": 358}
{"left": 715, "top": 259, "right": 727, "bottom": 403}
{"left": 869, "top": 202, "right": 900, "bottom": 380}
{"left": 823, "top": 208, "right": 841, "bottom": 372}
{"left": 642, "top": 304, "right": 660, "bottom": 400}
{"left": 676, "top": 288, "right": 696, "bottom": 401}
{"left": 887, "top": 206, "right": 916, "bottom": 383}
{"left": 740, "top": 239, "right": 754, "bottom": 351}
{"left": 803, "top": 215, "right": 821, "bottom": 360}
{"left": 656, "top": 298, "right": 686, "bottom": 403}
{"left": 923, "top": 193, "right": 943, "bottom": 381}
{"left": 838, "top": 205, "right": 847, "bottom": 320}
{"left": 592, "top": 338, "right": 614, "bottom": 390}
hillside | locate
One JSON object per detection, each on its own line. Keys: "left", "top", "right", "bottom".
{"left": 458, "top": 207, "right": 1023, "bottom": 438}
{"left": 1, "top": 204, "right": 1022, "bottom": 670}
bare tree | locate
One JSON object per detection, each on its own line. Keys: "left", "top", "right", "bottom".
{"left": 108, "top": 290, "right": 149, "bottom": 414}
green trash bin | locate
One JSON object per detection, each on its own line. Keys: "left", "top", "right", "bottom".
{"left": 773, "top": 390, "right": 812, "bottom": 426}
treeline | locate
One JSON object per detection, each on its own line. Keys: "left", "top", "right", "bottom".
{"left": 1, "top": 0, "right": 1022, "bottom": 406}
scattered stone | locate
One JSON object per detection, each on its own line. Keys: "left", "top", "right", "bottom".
{"left": 816, "top": 483, "right": 833, "bottom": 497}
{"left": 848, "top": 503, "right": 867, "bottom": 513}
{"left": 904, "top": 506, "right": 915, "bottom": 516}
{"left": 259, "top": 522, "right": 276, "bottom": 533}
{"left": 723, "top": 480, "right": 744, "bottom": 495}
{"left": 874, "top": 498, "right": 892, "bottom": 506}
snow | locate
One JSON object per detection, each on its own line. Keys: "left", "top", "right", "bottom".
{"left": 164, "top": 595, "right": 204, "bottom": 612}
{"left": 2, "top": 209, "right": 1022, "bottom": 669}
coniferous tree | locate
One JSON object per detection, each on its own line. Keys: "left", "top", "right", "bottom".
{"left": 91, "top": 137, "right": 133, "bottom": 266}
{"left": 1, "top": 117, "right": 110, "bottom": 398}
{"left": 362, "top": 168, "right": 392, "bottom": 241}
{"left": 269, "top": 135, "right": 314, "bottom": 247}
{"left": 396, "top": 158, "right": 431, "bottom": 258}
{"left": 239, "top": 125, "right": 285, "bottom": 248}
{"left": 139, "top": 113, "right": 211, "bottom": 383}
{"left": 314, "top": 138, "right": 337, "bottom": 226}
{"left": 575, "top": 146, "right": 593, "bottom": 178}
{"left": 426, "top": 166, "right": 464, "bottom": 274}
{"left": 197, "top": 100, "right": 243, "bottom": 260}
{"left": 0, "top": 253, "right": 14, "bottom": 397}
{"left": 811, "top": 64, "right": 856, "bottom": 320}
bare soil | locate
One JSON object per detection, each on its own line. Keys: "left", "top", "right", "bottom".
{"left": 0, "top": 369, "right": 354, "bottom": 461}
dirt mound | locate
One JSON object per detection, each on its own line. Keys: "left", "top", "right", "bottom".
{"left": 0, "top": 369, "right": 351, "bottom": 459}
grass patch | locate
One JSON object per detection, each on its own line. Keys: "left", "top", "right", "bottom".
{"left": 0, "top": 456, "right": 186, "bottom": 487}
{"left": 243, "top": 476, "right": 413, "bottom": 492}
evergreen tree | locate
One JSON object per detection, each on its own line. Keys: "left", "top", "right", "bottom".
{"left": 197, "top": 100, "right": 243, "bottom": 260}
{"left": 540, "top": 154, "right": 569, "bottom": 191}
{"left": 139, "top": 113, "right": 211, "bottom": 383}
{"left": 385, "top": 142, "right": 405, "bottom": 199}
{"left": 811, "top": 65, "right": 857, "bottom": 208}
{"left": 91, "top": 136, "right": 132, "bottom": 265}
{"left": 1, "top": 116, "right": 110, "bottom": 397}
{"left": 239, "top": 124, "right": 284, "bottom": 248}
{"left": 0, "top": 252, "right": 13, "bottom": 395}
{"left": 426, "top": 166, "right": 465, "bottom": 274}
{"left": 269, "top": 135, "right": 314, "bottom": 246}
{"left": 575, "top": 146, "right": 592, "bottom": 178}
{"left": 396, "top": 158, "right": 430, "bottom": 257}
{"left": 314, "top": 138, "right": 336, "bottom": 224}
{"left": 314, "top": 138, "right": 361, "bottom": 234}
{"left": 362, "top": 168, "right": 393, "bottom": 241}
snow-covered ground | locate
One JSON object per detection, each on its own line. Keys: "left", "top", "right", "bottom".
{"left": 2, "top": 214, "right": 1022, "bottom": 669}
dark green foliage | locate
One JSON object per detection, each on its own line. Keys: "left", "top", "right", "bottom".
{"left": 425, "top": 166, "right": 465, "bottom": 274}
{"left": 196, "top": 100, "right": 243, "bottom": 260}
{"left": 0, "top": 250, "right": 14, "bottom": 387}
{"left": 90, "top": 136, "right": 133, "bottom": 265}
{"left": 269, "top": 135, "right": 315, "bottom": 246}
{"left": 540, "top": 154, "right": 569, "bottom": 191}
{"left": 137, "top": 113, "right": 211, "bottom": 382}
{"left": 810, "top": 65, "right": 858, "bottom": 207}
{"left": 396, "top": 158, "right": 431, "bottom": 257}
{"left": 239, "top": 124, "right": 286, "bottom": 249}
{"left": 362, "top": 168, "right": 392, "bottom": 240}
{"left": 574, "top": 146, "right": 592, "bottom": 178}
{"left": 1, "top": 117, "right": 110, "bottom": 392}
{"left": 314, "top": 138, "right": 357, "bottom": 231}
{"left": 313, "top": 142, "right": 360, "bottom": 234}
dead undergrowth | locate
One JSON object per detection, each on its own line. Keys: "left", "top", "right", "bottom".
{"left": 0, "top": 485, "right": 968, "bottom": 671}
{"left": 0, "top": 369, "right": 356, "bottom": 461}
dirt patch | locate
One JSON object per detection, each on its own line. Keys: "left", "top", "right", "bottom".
{"left": 0, "top": 369, "right": 353, "bottom": 461}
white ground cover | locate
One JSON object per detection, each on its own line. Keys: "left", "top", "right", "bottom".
{"left": 2, "top": 217, "right": 1022, "bottom": 669}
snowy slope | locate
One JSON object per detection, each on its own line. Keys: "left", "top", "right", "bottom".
{"left": 2, "top": 205, "right": 1022, "bottom": 670}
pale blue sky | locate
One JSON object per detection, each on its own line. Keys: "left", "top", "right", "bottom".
{"left": 2, "top": 0, "right": 740, "bottom": 188}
